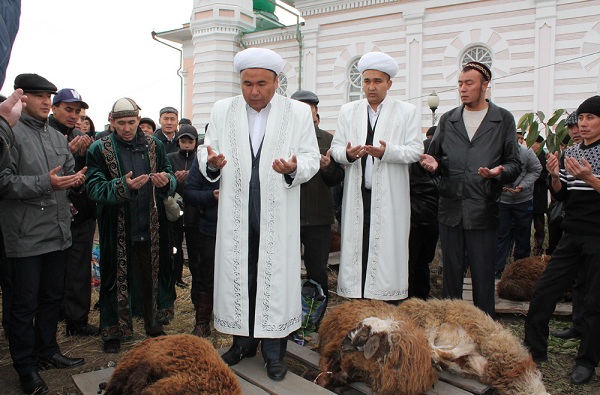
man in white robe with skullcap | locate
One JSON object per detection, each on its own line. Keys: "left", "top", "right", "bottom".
{"left": 331, "top": 51, "right": 422, "bottom": 301}
{"left": 198, "top": 47, "right": 320, "bottom": 381}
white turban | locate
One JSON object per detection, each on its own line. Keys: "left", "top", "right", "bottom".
{"left": 357, "top": 52, "right": 399, "bottom": 78}
{"left": 233, "top": 47, "right": 284, "bottom": 75}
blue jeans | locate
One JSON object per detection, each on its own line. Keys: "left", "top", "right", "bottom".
{"left": 495, "top": 200, "right": 533, "bottom": 273}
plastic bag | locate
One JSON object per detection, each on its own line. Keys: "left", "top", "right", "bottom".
{"left": 293, "top": 279, "right": 327, "bottom": 345}
{"left": 164, "top": 192, "right": 183, "bottom": 221}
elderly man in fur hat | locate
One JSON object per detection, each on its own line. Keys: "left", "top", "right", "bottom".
{"left": 85, "top": 98, "right": 177, "bottom": 354}
{"left": 198, "top": 47, "right": 320, "bottom": 381}
{"left": 330, "top": 51, "right": 423, "bottom": 303}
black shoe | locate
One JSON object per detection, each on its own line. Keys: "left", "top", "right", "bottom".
{"left": 39, "top": 353, "right": 84, "bottom": 370}
{"left": 266, "top": 359, "right": 288, "bottom": 381}
{"left": 221, "top": 344, "right": 257, "bottom": 366}
{"left": 551, "top": 326, "right": 581, "bottom": 339}
{"left": 103, "top": 339, "right": 121, "bottom": 354}
{"left": 570, "top": 365, "right": 595, "bottom": 385}
{"left": 146, "top": 330, "right": 167, "bottom": 337}
{"left": 532, "top": 353, "right": 548, "bottom": 363}
{"left": 175, "top": 280, "right": 188, "bottom": 288}
{"left": 19, "top": 371, "right": 49, "bottom": 395}
{"left": 66, "top": 323, "right": 99, "bottom": 336}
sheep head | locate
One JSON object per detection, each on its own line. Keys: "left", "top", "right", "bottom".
{"left": 341, "top": 317, "right": 398, "bottom": 361}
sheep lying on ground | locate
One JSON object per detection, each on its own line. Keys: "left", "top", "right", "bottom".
{"left": 397, "top": 298, "right": 548, "bottom": 395}
{"left": 104, "top": 334, "right": 241, "bottom": 395}
{"left": 497, "top": 255, "right": 550, "bottom": 301}
{"left": 317, "top": 299, "right": 437, "bottom": 395}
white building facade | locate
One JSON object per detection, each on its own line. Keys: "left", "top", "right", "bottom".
{"left": 157, "top": 0, "right": 600, "bottom": 134}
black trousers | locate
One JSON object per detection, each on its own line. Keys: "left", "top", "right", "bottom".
{"left": 0, "top": 226, "right": 10, "bottom": 336}
{"left": 300, "top": 224, "right": 331, "bottom": 298}
{"left": 63, "top": 218, "right": 96, "bottom": 326}
{"left": 172, "top": 224, "right": 185, "bottom": 282}
{"left": 532, "top": 213, "right": 546, "bottom": 255}
{"left": 9, "top": 250, "right": 66, "bottom": 375}
{"left": 233, "top": 202, "right": 286, "bottom": 362}
{"left": 525, "top": 232, "right": 600, "bottom": 369}
{"left": 361, "top": 188, "right": 372, "bottom": 297}
{"left": 439, "top": 222, "right": 497, "bottom": 318}
{"left": 408, "top": 222, "right": 439, "bottom": 299}
{"left": 187, "top": 229, "right": 215, "bottom": 304}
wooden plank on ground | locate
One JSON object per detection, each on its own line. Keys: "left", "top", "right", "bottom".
{"left": 349, "top": 379, "right": 475, "bottom": 395}
{"left": 218, "top": 348, "right": 335, "bottom": 395}
{"left": 286, "top": 340, "right": 320, "bottom": 368}
{"left": 438, "top": 371, "right": 492, "bottom": 395}
{"left": 462, "top": 277, "right": 572, "bottom": 315}
{"left": 72, "top": 367, "right": 114, "bottom": 395}
{"left": 426, "top": 380, "right": 474, "bottom": 395}
{"left": 237, "top": 376, "right": 270, "bottom": 395}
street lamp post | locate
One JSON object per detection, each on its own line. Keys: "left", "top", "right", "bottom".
{"left": 427, "top": 91, "right": 439, "bottom": 126}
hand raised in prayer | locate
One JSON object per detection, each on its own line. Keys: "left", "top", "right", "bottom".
{"left": 320, "top": 149, "right": 331, "bottom": 169}
{"left": 124, "top": 171, "right": 149, "bottom": 190}
{"left": 206, "top": 146, "right": 227, "bottom": 169}
{"left": 174, "top": 170, "right": 189, "bottom": 184}
{"left": 419, "top": 154, "right": 438, "bottom": 172}
{"left": 345, "top": 142, "right": 364, "bottom": 161}
{"left": 0, "top": 89, "right": 26, "bottom": 127}
{"left": 546, "top": 152, "right": 560, "bottom": 178}
{"left": 272, "top": 155, "right": 297, "bottom": 175}
{"left": 364, "top": 140, "right": 386, "bottom": 159}
{"left": 478, "top": 165, "right": 504, "bottom": 178}
{"left": 49, "top": 165, "right": 87, "bottom": 190}
{"left": 565, "top": 156, "right": 594, "bottom": 182}
{"left": 149, "top": 172, "right": 170, "bottom": 188}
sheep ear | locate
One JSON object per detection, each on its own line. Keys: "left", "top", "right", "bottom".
{"left": 363, "top": 335, "right": 381, "bottom": 359}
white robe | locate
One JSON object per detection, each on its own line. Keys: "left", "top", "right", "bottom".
{"left": 330, "top": 96, "right": 422, "bottom": 300}
{"left": 199, "top": 94, "right": 320, "bottom": 338}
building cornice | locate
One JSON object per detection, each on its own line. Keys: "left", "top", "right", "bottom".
{"left": 295, "top": 0, "right": 400, "bottom": 17}
{"left": 241, "top": 26, "right": 299, "bottom": 46}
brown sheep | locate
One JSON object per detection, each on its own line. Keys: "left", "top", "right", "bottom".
{"left": 397, "top": 298, "right": 548, "bottom": 395}
{"left": 104, "top": 334, "right": 242, "bottom": 395}
{"left": 317, "top": 299, "right": 437, "bottom": 395}
{"left": 497, "top": 255, "right": 550, "bottom": 301}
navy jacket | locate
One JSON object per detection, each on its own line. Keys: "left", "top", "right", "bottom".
{"left": 182, "top": 156, "right": 218, "bottom": 237}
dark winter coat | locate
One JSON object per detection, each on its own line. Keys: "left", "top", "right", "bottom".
{"left": 427, "top": 101, "right": 521, "bottom": 229}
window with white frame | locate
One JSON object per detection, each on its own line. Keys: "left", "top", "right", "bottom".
{"left": 277, "top": 73, "right": 288, "bottom": 96}
{"left": 461, "top": 46, "right": 493, "bottom": 70}
{"left": 348, "top": 59, "right": 363, "bottom": 102}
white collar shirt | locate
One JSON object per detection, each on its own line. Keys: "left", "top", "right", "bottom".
{"left": 246, "top": 102, "right": 272, "bottom": 155}
{"left": 364, "top": 103, "right": 383, "bottom": 189}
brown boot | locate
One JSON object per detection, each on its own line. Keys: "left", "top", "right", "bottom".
{"left": 191, "top": 292, "right": 213, "bottom": 337}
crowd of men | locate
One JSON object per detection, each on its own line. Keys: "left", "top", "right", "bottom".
{"left": 1, "top": 44, "right": 600, "bottom": 393}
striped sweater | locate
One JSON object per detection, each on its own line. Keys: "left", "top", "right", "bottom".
{"left": 555, "top": 139, "right": 600, "bottom": 236}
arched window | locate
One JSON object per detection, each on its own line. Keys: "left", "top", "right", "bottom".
{"left": 348, "top": 59, "right": 363, "bottom": 102}
{"left": 461, "top": 46, "right": 493, "bottom": 70}
{"left": 277, "top": 72, "right": 288, "bottom": 96}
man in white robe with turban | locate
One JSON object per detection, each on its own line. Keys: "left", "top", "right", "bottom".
{"left": 198, "top": 47, "right": 320, "bottom": 381}
{"left": 331, "top": 51, "right": 422, "bottom": 301}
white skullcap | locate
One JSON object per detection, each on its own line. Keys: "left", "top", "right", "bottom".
{"left": 111, "top": 97, "right": 141, "bottom": 119}
{"left": 234, "top": 47, "right": 284, "bottom": 75}
{"left": 357, "top": 52, "right": 399, "bottom": 78}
